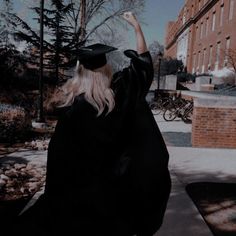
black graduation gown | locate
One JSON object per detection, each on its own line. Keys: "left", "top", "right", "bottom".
{"left": 14, "top": 50, "right": 171, "bottom": 236}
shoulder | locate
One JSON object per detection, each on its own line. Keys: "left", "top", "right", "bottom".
{"left": 56, "top": 95, "right": 96, "bottom": 120}
{"left": 70, "top": 95, "right": 96, "bottom": 116}
{"left": 124, "top": 50, "right": 153, "bottom": 68}
{"left": 111, "top": 68, "right": 129, "bottom": 90}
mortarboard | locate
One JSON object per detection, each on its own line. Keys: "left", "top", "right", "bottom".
{"left": 77, "top": 43, "right": 117, "bottom": 70}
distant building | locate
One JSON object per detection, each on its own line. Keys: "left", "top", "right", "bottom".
{"left": 165, "top": 0, "right": 236, "bottom": 75}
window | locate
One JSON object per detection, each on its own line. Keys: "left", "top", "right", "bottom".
{"left": 215, "top": 42, "right": 221, "bottom": 69}
{"left": 200, "top": 22, "right": 204, "bottom": 38}
{"left": 186, "top": 9, "right": 189, "bottom": 21}
{"left": 209, "top": 45, "right": 213, "bottom": 68}
{"left": 199, "top": 0, "right": 201, "bottom": 10}
{"left": 229, "top": 0, "right": 235, "bottom": 20}
{"left": 220, "top": 4, "right": 224, "bottom": 26}
{"left": 224, "top": 37, "right": 231, "bottom": 66}
{"left": 192, "top": 5, "right": 194, "bottom": 17}
{"left": 202, "top": 49, "right": 206, "bottom": 73}
{"left": 183, "top": 7, "right": 186, "bottom": 24}
{"left": 206, "top": 17, "right": 209, "bottom": 35}
{"left": 226, "top": 37, "right": 231, "bottom": 51}
{"left": 193, "top": 53, "right": 196, "bottom": 73}
{"left": 216, "top": 42, "right": 221, "bottom": 62}
{"left": 198, "top": 51, "right": 201, "bottom": 72}
{"left": 212, "top": 12, "right": 216, "bottom": 31}
{"left": 196, "top": 25, "right": 199, "bottom": 39}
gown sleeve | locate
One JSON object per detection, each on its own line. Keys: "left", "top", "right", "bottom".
{"left": 124, "top": 50, "right": 154, "bottom": 99}
{"left": 112, "top": 51, "right": 171, "bottom": 236}
{"left": 111, "top": 50, "right": 154, "bottom": 112}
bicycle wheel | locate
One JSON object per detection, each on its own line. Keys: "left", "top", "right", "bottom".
{"left": 163, "top": 108, "right": 177, "bottom": 121}
{"left": 181, "top": 102, "right": 193, "bottom": 123}
{"left": 181, "top": 110, "right": 193, "bottom": 123}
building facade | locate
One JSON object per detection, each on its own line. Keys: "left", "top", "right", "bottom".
{"left": 165, "top": 0, "right": 236, "bottom": 74}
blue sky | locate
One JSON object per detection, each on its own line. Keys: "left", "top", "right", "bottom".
{"left": 142, "top": 0, "right": 185, "bottom": 45}
{"left": 10, "top": 0, "right": 185, "bottom": 47}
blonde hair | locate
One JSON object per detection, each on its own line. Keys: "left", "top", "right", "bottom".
{"left": 54, "top": 63, "right": 115, "bottom": 116}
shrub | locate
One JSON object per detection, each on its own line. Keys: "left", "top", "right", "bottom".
{"left": 177, "top": 72, "right": 196, "bottom": 83}
{"left": 0, "top": 104, "right": 32, "bottom": 142}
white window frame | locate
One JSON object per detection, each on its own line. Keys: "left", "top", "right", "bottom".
{"left": 206, "top": 17, "right": 209, "bottom": 36}
{"left": 212, "top": 12, "right": 216, "bottom": 31}
{"left": 200, "top": 22, "right": 204, "bottom": 38}
{"left": 215, "top": 42, "right": 221, "bottom": 70}
{"left": 224, "top": 37, "right": 231, "bottom": 66}
{"left": 202, "top": 49, "right": 206, "bottom": 73}
{"left": 229, "top": 0, "right": 235, "bottom": 20}
{"left": 198, "top": 0, "right": 201, "bottom": 10}
{"left": 192, "top": 53, "right": 196, "bottom": 73}
{"left": 197, "top": 51, "right": 201, "bottom": 73}
{"left": 220, "top": 4, "right": 224, "bottom": 26}
{"left": 208, "top": 45, "right": 213, "bottom": 69}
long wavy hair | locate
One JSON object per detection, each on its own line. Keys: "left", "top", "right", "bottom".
{"left": 51, "top": 62, "right": 115, "bottom": 116}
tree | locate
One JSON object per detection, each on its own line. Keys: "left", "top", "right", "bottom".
{"left": 148, "top": 40, "right": 164, "bottom": 78}
{"left": 10, "top": 0, "right": 75, "bottom": 83}
{"left": 148, "top": 41, "right": 164, "bottom": 58}
{"left": 160, "top": 57, "right": 184, "bottom": 76}
{"left": 223, "top": 48, "right": 236, "bottom": 73}
{"left": 9, "top": 0, "right": 145, "bottom": 83}
{"left": 40, "top": 0, "right": 74, "bottom": 82}
{"left": 0, "top": 0, "right": 28, "bottom": 87}
{"left": 0, "top": 0, "right": 15, "bottom": 49}
{"left": 74, "top": 0, "right": 145, "bottom": 42}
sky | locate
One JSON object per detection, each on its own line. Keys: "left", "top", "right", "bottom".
{"left": 8, "top": 0, "right": 185, "bottom": 48}
{"left": 142, "top": 0, "right": 185, "bottom": 45}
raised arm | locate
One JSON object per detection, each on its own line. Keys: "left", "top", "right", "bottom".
{"left": 122, "top": 12, "right": 148, "bottom": 54}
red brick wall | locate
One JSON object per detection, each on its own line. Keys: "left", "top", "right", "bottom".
{"left": 165, "top": 0, "right": 236, "bottom": 74}
{"left": 192, "top": 99, "right": 236, "bottom": 148}
{"left": 164, "top": 43, "right": 177, "bottom": 59}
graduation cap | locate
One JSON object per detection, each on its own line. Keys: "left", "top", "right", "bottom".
{"left": 77, "top": 43, "right": 117, "bottom": 70}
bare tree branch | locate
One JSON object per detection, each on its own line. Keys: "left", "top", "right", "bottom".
{"left": 222, "top": 48, "right": 236, "bottom": 73}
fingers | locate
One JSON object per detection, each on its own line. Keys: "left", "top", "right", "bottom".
{"left": 123, "top": 11, "right": 133, "bottom": 20}
{"left": 122, "top": 11, "right": 138, "bottom": 27}
{"left": 122, "top": 11, "right": 136, "bottom": 22}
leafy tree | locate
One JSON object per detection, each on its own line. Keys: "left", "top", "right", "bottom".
{"left": 160, "top": 57, "right": 184, "bottom": 76}
{"left": 39, "top": 0, "right": 74, "bottom": 82}
{"left": 10, "top": 0, "right": 75, "bottom": 83}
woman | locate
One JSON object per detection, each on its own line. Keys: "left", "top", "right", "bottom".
{"left": 16, "top": 12, "right": 171, "bottom": 236}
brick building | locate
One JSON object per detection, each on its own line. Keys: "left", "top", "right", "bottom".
{"left": 165, "top": 0, "right": 236, "bottom": 74}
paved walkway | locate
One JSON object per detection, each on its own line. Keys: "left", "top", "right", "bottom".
{"left": 1, "top": 112, "right": 236, "bottom": 235}
{"left": 154, "top": 113, "right": 236, "bottom": 236}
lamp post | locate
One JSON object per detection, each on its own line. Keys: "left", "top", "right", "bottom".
{"left": 37, "top": 0, "right": 45, "bottom": 122}
{"left": 157, "top": 51, "right": 163, "bottom": 91}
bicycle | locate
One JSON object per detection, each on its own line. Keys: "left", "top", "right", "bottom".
{"left": 163, "top": 98, "right": 193, "bottom": 123}
{"left": 148, "top": 93, "right": 175, "bottom": 115}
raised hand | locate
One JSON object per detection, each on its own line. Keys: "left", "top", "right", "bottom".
{"left": 122, "top": 11, "right": 147, "bottom": 54}
{"left": 122, "top": 11, "right": 139, "bottom": 29}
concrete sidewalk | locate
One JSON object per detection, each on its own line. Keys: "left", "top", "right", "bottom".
{"left": 154, "top": 113, "right": 236, "bottom": 236}
{"left": 1, "top": 112, "right": 236, "bottom": 235}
